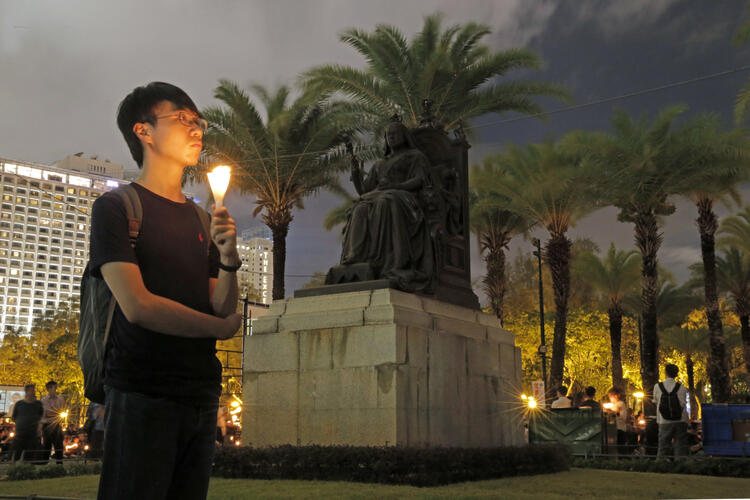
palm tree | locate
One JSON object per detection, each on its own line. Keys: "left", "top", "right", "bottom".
{"left": 673, "top": 114, "right": 750, "bottom": 403}
{"left": 661, "top": 325, "right": 709, "bottom": 420}
{"left": 716, "top": 249, "right": 750, "bottom": 374}
{"left": 569, "top": 105, "right": 687, "bottom": 406}
{"left": 575, "top": 244, "right": 641, "bottom": 390}
{"left": 481, "top": 140, "right": 596, "bottom": 392}
{"left": 191, "top": 80, "right": 363, "bottom": 300}
{"left": 469, "top": 162, "right": 527, "bottom": 325}
{"left": 718, "top": 205, "right": 750, "bottom": 254}
{"left": 301, "top": 13, "right": 569, "bottom": 135}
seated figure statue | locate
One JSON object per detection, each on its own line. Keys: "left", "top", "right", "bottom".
{"left": 327, "top": 117, "right": 436, "bottom": 292}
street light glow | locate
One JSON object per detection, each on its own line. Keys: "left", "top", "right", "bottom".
{"left": 528, "top": 398, "right": 538, "bottom": 409}
{"left": 633, "top": 392, "right": 644, "bottom": 399}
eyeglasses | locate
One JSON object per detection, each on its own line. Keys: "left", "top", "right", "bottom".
{"left": 154, "top": 111, "right": 208, "bottom": 133}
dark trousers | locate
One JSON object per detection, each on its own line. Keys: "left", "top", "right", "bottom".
{"left": 12, "top": 431, "right": 41, "bottom": 462}
{"left": 42, "top": 423, "right": 64, "bottom": 463}
{"left": 97, "top": 386, "right": 218, "bottom": 500}
{"left": 658, "top": 421, "right": 688, "bottom": 457}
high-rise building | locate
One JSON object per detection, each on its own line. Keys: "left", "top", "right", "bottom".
{"left": 237, "top": 227, "right": 273, "bottom": 305}
{"left": 0, "top": 155, "right": 126, "bottom": 335}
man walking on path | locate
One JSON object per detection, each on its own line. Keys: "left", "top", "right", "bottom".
{"left": 10, "top": 384, "right": 43, "bottom": 462}
{"left": 41, "top": 380, "right": 66, "bottom": 464}
{"left": 91, "top": 82, "right": 242, "bottom": 500}
{"left": 653, "top": 363, "right": 689, "bottom": 458}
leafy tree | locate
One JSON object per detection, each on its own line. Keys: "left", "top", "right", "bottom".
{"left": 301, "top": 13, "right": 569, "bottom": 136}
{"left": 674, "top": 113, "right": 750, "bottom": 402}
{"left": 718, "top": 205, "right": 750, "bottom": 254}
{"left": 191, "top": 80, "right": 363, "bottom": 300}
{"left": 569, "top": 105, "right": 687, "bottom": 406}
{"left": 575, "top": 244, "right": 641, "bottom": 390}
{"left": 716, "top": 249, "right": 750, "bottom": 374}
{"left": 480, "top": 141, "right": 596, "bottom": 394}
{"left": 469, "top": 162, "right": 527, "bottom": 324}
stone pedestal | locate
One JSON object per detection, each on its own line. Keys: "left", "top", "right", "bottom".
{"left": 242, "top": 288, "right": 524, "bottom": 448}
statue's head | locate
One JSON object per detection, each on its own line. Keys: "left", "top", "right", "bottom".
{"left": 384, "top": 114, "right": 412, "bottom": 155}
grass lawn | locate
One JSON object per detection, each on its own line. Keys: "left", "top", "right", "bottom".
{"left": 1, "top": 469, "right": 750, "bottom": 499}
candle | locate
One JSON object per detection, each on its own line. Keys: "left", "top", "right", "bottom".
{"left": 207, "top": 165, "right": 231, "bottom": 208}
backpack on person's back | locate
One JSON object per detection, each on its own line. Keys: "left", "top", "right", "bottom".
{"left": 657, "top": 382, "right": 683, "bottom": 421}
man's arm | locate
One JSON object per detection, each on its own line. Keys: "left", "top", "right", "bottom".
{"left": 101, "top": 261, "right": 240, "bottom": 340}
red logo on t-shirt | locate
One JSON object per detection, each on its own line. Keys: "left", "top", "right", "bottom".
{"left": 198, "top": 233, "right": 204, "bottom": 243}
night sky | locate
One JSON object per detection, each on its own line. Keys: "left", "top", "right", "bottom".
{"left": 2, "top": 0, "right": 749, "bottom": 300}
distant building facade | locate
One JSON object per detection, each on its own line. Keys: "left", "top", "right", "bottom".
{"left": 0, "top": 155, "right": 126, "bottom": 334}
{"left": 237, "top": 226, "right": 273, "bottom": 305}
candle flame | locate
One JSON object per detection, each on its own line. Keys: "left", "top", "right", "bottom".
{"left": 207, "top": 166, "right": 231, "bottom": 207}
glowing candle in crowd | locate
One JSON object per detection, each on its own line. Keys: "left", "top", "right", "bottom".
{"left": 603, "top": 402, "right": 614, "bottom": 410}
{"left": 207, "top": 165, "right": 231, "bottom": 208}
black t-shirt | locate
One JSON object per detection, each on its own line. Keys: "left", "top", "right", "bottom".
{"left": 578, "top": 399, "right": 601, "bottom": 410}
{"left": 89, "top": 183, "right": 221, "bottom": 404}
{"left": 12, "top": 400, "right": 43, "bottom": 435}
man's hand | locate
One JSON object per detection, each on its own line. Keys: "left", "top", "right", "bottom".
{"left": 211, "top": 206, "right": 239, "bottom": 263}
{"left": 217, "top": 313, "right": 242, "bottom": 340}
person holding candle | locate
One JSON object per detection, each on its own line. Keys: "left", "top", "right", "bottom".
{"left": 90, "top": 82, "right": 242, "bottom": 500}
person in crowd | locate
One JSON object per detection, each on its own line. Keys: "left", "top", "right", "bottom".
{"left": 606, "top": 387, "right": 629, "bottom": 452}
{"left": 577, "top": 386, "right": 601, "bottom": 410}
{"left": 571, "top": 391, "right": 585, "bottom": 408}
{"left": 216, "top": 405, "right": 227, "bottom": 446}
{"left": 10, "top": 384, "right": 43, "bottom": 462}
{"left": 551, "top": 386, "right": 572, "bottom": 408}
{"left": 41, "top": 380, "right": 66, "bottom": 464}
{"left": 86, "top": 402, "right": 105, "bottom": 459}
{"left": 653, "top": 363, "right": 689, "bottom": 458}
{"left": 92, "top": 82, "right": 241, "bottom": 499}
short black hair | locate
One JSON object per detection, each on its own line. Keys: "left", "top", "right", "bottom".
{"left": 557, "top": 386, "right": 568, "bottom": 396}
{"left": 116, "top": 82, "right": 199, "bottom": 168}
{"left": 45, "top": 380, "right": 57, "bottom": 388}
{"left": 585, "top": 386, "right": 596, "bottom": 398}
{"left": 665, "top": 364, "right": 679, "bottom": 379}
{"left": 24, "top": 384, "right": 35, "bottom": 391}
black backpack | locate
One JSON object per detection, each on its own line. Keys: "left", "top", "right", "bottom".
{"left": 78, "top": 184, "right": 210, "bottom": 404}
{"left": 658, "top": 382, "right": 683, "bottom": 421}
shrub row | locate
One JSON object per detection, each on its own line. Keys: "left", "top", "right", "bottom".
{"left": 212, "top": 444, "right": 570, "bottom": 487}
{"left": 4, "top": 462, "right": 102, "bottom": 481}
{"left": 572, "top": 457, "right": 750, "bottom": 478}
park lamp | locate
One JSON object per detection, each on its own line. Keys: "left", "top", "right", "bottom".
{"left": 633, "top": 392, "right": 644, "bottom": 399}
{"left": 521, "top": 394, "right": 528, "bottom": 401}
{"left": 207, "top": 165, "right": 231, "bottom": 208}
{"left": 527, "top": 397, "right": 538, "bottom": 409}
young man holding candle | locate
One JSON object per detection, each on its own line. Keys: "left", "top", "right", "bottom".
{"left": 90, "top": 82, "right": 242, "bottom": 500}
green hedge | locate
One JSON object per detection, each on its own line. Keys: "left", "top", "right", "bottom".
{"left": 4, "top": 462, "right": 102, "bottom": 481}
{"left": 573, "top": 457, "right": 750, "bottom": 478}
{"left": 212, "top": 445, "right": 570, "bottom": 486}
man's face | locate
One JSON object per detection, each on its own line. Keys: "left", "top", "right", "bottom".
{"left": 25, "top": 386, "right": 35, "bottom": 399}
{"left": 141, "top": 101, "right": 204, "bottom": 167}
{"left": 47, "top": 384, "right": 57, "bottom": 396}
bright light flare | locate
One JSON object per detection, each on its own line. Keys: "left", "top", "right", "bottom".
{"left": 60, "top": 411, "right": 69, "bottom": 419}
{"left": 207, "top": 165, "right": 231, "bottom": 208}
{"left": 638, "top": 419, "right": 646, "bottom": 425}
{"left": 235, "top": 440, "right": 241, "bottom": 446}
{"left": 603, "top": 402, "right": 614, "bottom": 410}
{"left": 521, "top": 394, "right": 528, "bottom": 401}
{"left": 528, "top": 398, "right": 538, "bottom": 409}
{"left": 230, "top": 401, "right": 241, "bottom": 408}
{"left": 633, "top": 392, "right": 644, "bottom": 399}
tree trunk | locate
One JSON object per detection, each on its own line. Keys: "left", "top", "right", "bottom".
{"left": 483, "top": 244, "right": 506, "bottom": 326}
{"left": 265, "top": 216, "right": 291, "bottom": 301}
{"left": 634, "top": 210, "right": 661, "bottom": 414}
{"left": 608, "top": 304, "right": 625, "bottom": 390}
{"left": 546, "top": 234, "right": 571, "bottom": 393}
{"left": 686, "top": 353, "right": 698, "bottom": 420}
{"left": 739, "top": 311, "right": 750, "bottom": 375}
{"left": 696, "top": 197, "right": 731, "bottom": 403}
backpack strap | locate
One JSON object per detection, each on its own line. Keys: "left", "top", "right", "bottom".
{"left": 658, "top": 382, "right": 667, "bottom": 395}
{"left": 188, "top": 199, "right": 211, "bottom": 256}
{"left": 670, "top": 382, "right": 681, "bottom": 394}
{"left": 114, "top": 184, "right": 143, "bottom": 249}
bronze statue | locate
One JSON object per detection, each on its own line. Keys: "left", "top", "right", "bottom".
{"left": 331, "top": 116, "right": 436, "bottom": 292}
{"left": 313, "top": 104, "right": 479, "bottom": 310}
